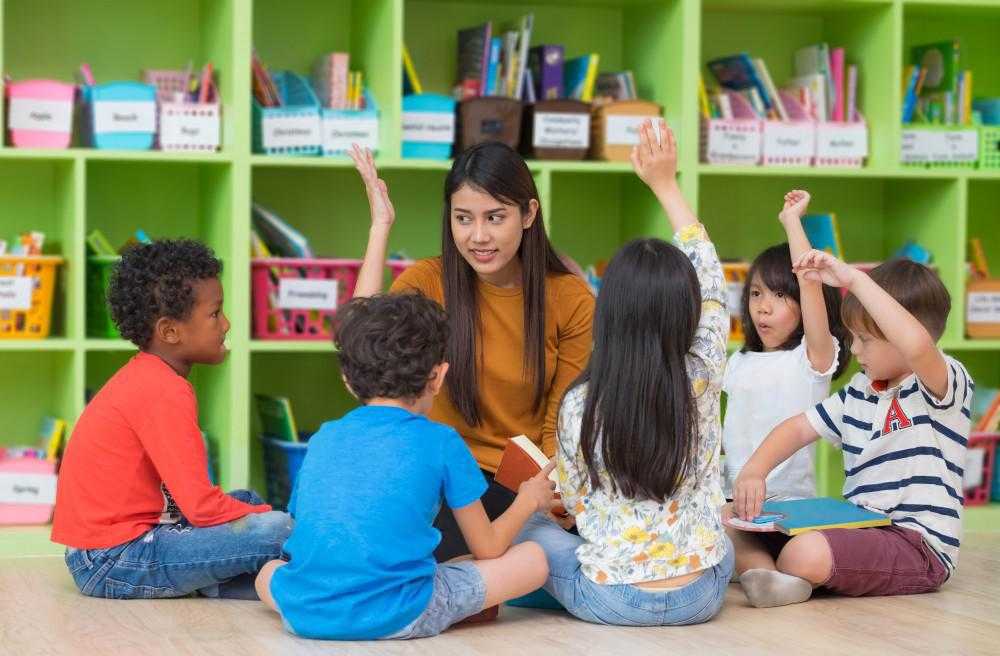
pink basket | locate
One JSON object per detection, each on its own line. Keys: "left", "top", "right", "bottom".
{"left": 5, "top": 80, "right": 77, "bottom": 149}
{"left": 251, "top": 258, "right": 414, "bottom": 340}
{"left": 965, "top": 432, "right": 1000, "bottom": 506}
{"left": 0, "top": 456, "right": 57, "bottom": 525}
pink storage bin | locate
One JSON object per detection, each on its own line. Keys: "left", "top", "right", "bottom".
{"left": 0, "top": 456, "right": 57, "bottom": 525}
{"left": 5, "top": 79, "right": 77, "bottom": 149}
{"left": 814, "top": 118, "right": 868, "bottom": 168}
{"left": 143, "top": 69, "right": 222, "bottom": 152}
{"left": 251, "top": 258, "right": 414, "bottom": 341}
{"left": 700, "top": 119, "right": 762, "bottom": 166}
{"left": 965, "top": 432, "right": 1000, "bottom": 506}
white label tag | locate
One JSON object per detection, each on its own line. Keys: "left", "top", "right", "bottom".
{"left": 967, "top": 292, "right": 1000, "bottom": 324}
{"left": 402, "top": 112, "right": 455, "bottom": 144}
{"left": 604, "top": 115, "right": 660, "bottom": 146}
{"left": 726, "top": 281, "right": 745, "bottom": 314}
{"left": 8, "top": 98, "right": 73, "bottom": 133}
{"left": 942, "top": 130, "right": 978, "bottom": 162}
{"left": 93, "top": 101, "right": 156, "bottom": 133}
{"left": 0, "top": 277, "right": 32, "bottom": 310}
{"left": 262, "top": 114, "right": 321, "bottom": 150}
{"left": 278, "top": 278, "right": 339, "bottom": 310}
{"left": 816, "top": 123, "right": 868, "bottom": 159}
{"left": 0, "top": 472, "right": 57, "bottom": 505}
{"left": 160, "top": 109, "right": 220, "bottom": 148}
{"left": 706, "top": 123, "right": 761, "bottom": 164}
{"left": 323, "top": 115, "right": 379, "bottom": 152}
{"left": 964, "top": 447, "right": 986, "bottom": 489}
{"left": 764, "top": 122, "right": 816, "bottom": 160}
{"left": 901, "top": 129, "right": 935, "bottom": 163}
{"left": 533, "top": 113, "right": 590, "bottom": 149}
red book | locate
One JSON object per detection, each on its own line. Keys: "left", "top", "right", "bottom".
{"left": 494, "top": 435, "right": 566, "bottom": 516}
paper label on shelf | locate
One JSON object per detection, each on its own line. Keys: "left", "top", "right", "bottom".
{"left": 278, "top": 278, "right": 339, "bottom": 310}
{"left": 534, "top": 112, "right": 590, "bottom": 149}
{"left": 323, "top": 115, "right": 379, "bottom": 152}
{"left": 967, "top": 292, "right": 1000, "bottom": 324}
{"left": 763, "top": 122, "right": 816, "bottom": 159}
{"left": 941, "top": 130, "right": 978, "bottom": 162}
{"left": 161, "top": 110, "right": 221, "bottom": 148}
{"left": 262, "top": 115, "right": 321, "bottom": 150}
{"left": 706, "top": 123, "right": 760, "bottom": 164}
{"left": 964, "top": 447, "right": 986, "bottom": 489}
{"left": 0, "top": 473, "right": 57, "bottom": 505}
{"left": 726, "top": 281, "right": 745, "bottom": 314}
{"left": 816, "top": 123, "right": 867, "bottom": 159}
{"left": 604, "top": 115, "right": 660, "bottom": 146}
{"left": 901, "top": 129, "right": 936, "bottom": 163}
{"left": 402, "top": 112, "right": 455, "bottom": 144}
{"left": 93, "top": 101, "right": 156, "bottom": 133}
{"left": 0, "top": 276, "right": 32, "bottom": 310}
{"left": 8, "top": 98, "right": 73, "bottom": 133}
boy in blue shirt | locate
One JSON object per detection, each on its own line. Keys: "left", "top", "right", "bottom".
{"left": 255, "top": 293, "right": 556, "bottom": 640}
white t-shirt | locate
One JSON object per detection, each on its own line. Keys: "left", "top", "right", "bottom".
{"left": 722, "top": 336, "right": 840, "bottom": 499}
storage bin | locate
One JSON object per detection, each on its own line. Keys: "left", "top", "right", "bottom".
{"left": 0, "top": 256, "right": 63, "bottom": 339}
{"left": 590, "top": 100, "right": 662, "bottom": 161}
{"left": 81, "top": 81, "right": 157, "bottom": 150}
{"left": 521, "top": 99, "right": 590, "bottom": 160}
{"left": 87, "top": 255, "right": 120, "bottom": 338}
{"left": 252, "top": 258, "right": 360, "bottom": 340}
{"left": 5, "top": 79, "right": 76, "bottom": 149}
{"left": 980, "top": 125, "right": 1000, "bottom": 170}
{"left": 814, "top": 119, "right": 868, "bottom": 168}
{"left": 402, "top": 93, "right": 456, "bottom": 159}
{"left": 261, "top": 433, "right": 311, "bottom": 511}
{"left": 761, "top": 120, "right": 816, "bottom": 167}
{"left": 901, "top": 125, "right": 978, "bottom": 169}
{"left": 253, "top": 71, "right": 322, "bottom": 156}
{"left": 321, "top": 90, "right": 379, "bottom": 156}
{"left": 143, "top": 69, "right": 221, "bottom": 152}
{"left": 0, "top": 455, "right": 57, "bottom": 525}
{"left": 966, "top": 278, "right": 1000, "bottom": 339}
{"left": 456, "top": 97, "right": 523, "bottom": 152}
{"left": 723, "top": 262, "right": 750, "bottom": 342}
{"left": 700, "top": 119, "right": 761, "bottom": 166}
{"left": 964, "top": 432, "right": 1000, "bottom": 506}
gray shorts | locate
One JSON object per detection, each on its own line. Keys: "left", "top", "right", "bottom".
{"left": 383, "top": 561, "right": 486, "bottom": 639}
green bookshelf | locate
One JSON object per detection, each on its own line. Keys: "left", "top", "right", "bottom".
{"left": 0, "top": 0, "right": 997, "bottom": 557}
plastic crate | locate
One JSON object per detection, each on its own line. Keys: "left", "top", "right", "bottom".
{"left": 965, "top": 432, "right": 999, "bottom": 506}
{"left": 144, "top": 69, "right": 221, "bottom": 152}
{"left": 0, "top": 256, "right": 63, "bottom": 339}
{"left": 253, "top": 71, "right": 322, "bottom": 156}
{"left": 81, "top": 81, "right": 157, "bottom": 150}
{"left": 0, "top": 455, "right": 57, "bottom": 525}
{"left": 980, "top": 125, "right": 1000, "bottom": 170}
{"left": 86, "top": 255, "right": 120, "bottom": 338}
{"left": 700, "top": 119, "right": 762, "bottom": 166}
{"left": 261, "top": 433, "right": 311, "bottom": 511}
{"left": 5, "top": 79, "right": 76, "bottom": 149}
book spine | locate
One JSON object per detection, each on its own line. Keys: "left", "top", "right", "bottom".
{"left": 541, "top": 45, "right": 564, "bottom": 100}
{"left": 831, "top": 48, "right": 845, "bottom": 122}
{"left": 846, "top": 64, "right": 857, "bottom": 123}
{"left": 331, "top": 53, "right": 350, "bottom": 110}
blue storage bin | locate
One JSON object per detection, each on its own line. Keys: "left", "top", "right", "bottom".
{"left": 253, "top": 71, "right": 322, "bottom": 156}
{"left": 82, "top": 82, "right": 157, "bottom": 150}
{"left": 322, "top": 89, "right": 379, "bottom": 156}
{"left": 261, "top": 432, "right": 312, "bottom": 511}
{"left": 402, "top": 93, "right": 456, "bottom": 159}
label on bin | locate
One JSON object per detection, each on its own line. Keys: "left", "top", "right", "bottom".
{"left": 706, "top": 122, "right": 761, "bottom": 164}
{"left": 534, "top": 113, "right": 590, "bottom": 149}
{"left": 816, "top": 123, "right": 867, "bottom": 159}
{"left": 402, "top": 112, "right": 455, "bottom": 144}
{"left": 942, "top": 130, "right": 978, "bottom": 162}
{"left": 605, "top": 115, "right": 660, "bottom": 146}
{"left": 764, "top": 122, "right": 816, "bottom": 160}
{"left": 262, "top": 115, "right": 321, "bottom": 150}
{"left": 0, "top": 277, "right": 32, "bottom": 311}
{"left": 323, "top": 115, "right": 379, "bottom": 152}
{"left": 967, "top": 292, "right": 1000, "bottom": 324}
{"left": 901, "top": 130, "right": 935, "bottom": 163}
{"left": 8, "top": 98, "right": 73, "bottom": 133}
{"left": 161, "top": 109, "right": 221, "bottom": 148}
{"left": 94, "top": 101, "right": 156, "bottom": 133}
{"left": 278, "top": 278, "right": 339, "bottom": 310}
{"left": 0, "top": 472, "right": 57, "bottom": 505}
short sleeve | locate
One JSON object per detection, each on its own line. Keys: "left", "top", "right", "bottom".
{"left": 389, "top": 258, "right": 444, "bottom": 302}
{"left": 441, "top": 430, "right": 488, "bottom": 509}
{"left": 798, "top": 335, "right": 841, "bottom": 381}
{"left": 918, "top": 356, "right": 974, "bottom": 419}
{"left": 805, "top": 385, "right": 848, "bottom": 448}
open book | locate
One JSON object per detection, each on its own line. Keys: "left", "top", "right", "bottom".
{"left": 494, "top": 435, "right": 565, "bottom": 516}
{"left": 725, "top": 497, "right": 891, "bottom": 535}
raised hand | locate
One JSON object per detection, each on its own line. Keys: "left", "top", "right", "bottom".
{"left": 349, "top": 144, "right": 395, "bottom": 229}
{"left": 629, "top": 118, "right": 678, "bottom": 193}
{"left": 779, "top": 189, "right": 811, "bottom": 225}
{"left": 792, "top": 249, "right": 857, "bottom": 288}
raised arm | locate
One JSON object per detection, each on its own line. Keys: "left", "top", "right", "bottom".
{"left": 349, "top": 145, "right": 396, "bottom": 298}
{"left": 629, "top": 119, "right": 697, "bottom": 233}
{"left": 778, "top": 190, "right": 836, "bottom": 374}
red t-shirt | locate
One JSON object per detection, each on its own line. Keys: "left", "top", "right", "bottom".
{"left": 51, "top": 352, "right": 270, "bottom": 549}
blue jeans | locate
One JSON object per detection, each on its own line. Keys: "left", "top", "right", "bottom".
{"left": 515, "top": 513, "right": 734, "bottom": 626}
{"left": 378, "top": 561, "right": 486, "bottom": 640}
{"left": 64, "top": 490, "right": 292, "bottom": 600}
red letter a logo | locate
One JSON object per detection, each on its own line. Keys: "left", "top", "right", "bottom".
{"left": 882, "top": 397, "right": 912, "bottom": 436}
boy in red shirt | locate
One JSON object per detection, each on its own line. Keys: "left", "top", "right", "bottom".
{"left": 52, "top": 240, "right": 291, "bottom": 599}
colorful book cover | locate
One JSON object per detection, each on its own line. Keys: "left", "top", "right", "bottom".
{"left": 402, "top": 44, "right": 423, "bottom": 95}
{"left": 726, "top": 497, "right": 892, "bottom": 535}
{"left": 753, "top": 58, "right": 787, "bottom": 120}
{"left": 457, "top": 22, "right": 491, "bottom": 99}
{"left": 528, "top": 44, "right": 564, "bottom": 100}
{"left": 581, "top": 53, "right": 600, "bottom": 102}
{"left": 706, "top": 53, "right": 772, "bottom": 110}
{"left": 564, "top": 55, "right": 591, "bottom": 100}
{"left": 255, "top": 394, "right": 300, "bottom": 443}
{"left": 794, "top": 43, "right": 833, "bottom": 119}
{"left": 485, "top": 37, "right": 502, "bottom": 96}
{"left": 802, "top": 213, "right": 844, "bottom": 260}
{"left": 911, "top": 40, "right": 960, "bottom": 97}
{"left": 831, "top": 47, "right": 845, "bottom": 122}
{"left": 513, "top": 14, "right": 534, "bottom": 101}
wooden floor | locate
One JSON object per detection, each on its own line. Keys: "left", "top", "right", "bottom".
{"left": 2, "top": 534, "right": 999, "bottom": 656}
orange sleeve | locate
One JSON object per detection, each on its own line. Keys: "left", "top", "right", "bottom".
{"left": 389, "top": 258, "right": 444, "bottom": 302}
{"left": 542, "top": 277, "right": 595, "bottom": 457}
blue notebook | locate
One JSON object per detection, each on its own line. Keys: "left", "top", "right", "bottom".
{"left": 728, "top": 497, "right": 891, "bottom": 536}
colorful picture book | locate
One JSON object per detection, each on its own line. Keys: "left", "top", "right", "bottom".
{"left": 726, "top": 497, "right": 891, "bottom": 535}
{"left": 255, "top": 394, "right": 300, "bottom": 443}
{"left": 802, "top": 213, "right": 844, "bottom": 260}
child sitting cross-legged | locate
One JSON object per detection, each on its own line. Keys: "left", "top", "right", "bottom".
{"left": 255, "top": 292, "right": 555, "bottom": 641}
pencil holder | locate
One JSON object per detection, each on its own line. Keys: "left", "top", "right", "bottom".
{"left": 590, "top": 100, "right": 662, "bottom": 162}
{"left": 321, "top": 90, "right": 379, "bottom": 156}
{"left": 81, "top": 82, "right": 157, "bottom": 150}
{"left": 253, "top": 71, "right": 322, "bottom": 156}
{"left": 143, "top": 69, "right": 221, "bottom": 152}
{"left": 521, "top": 99, "right": 591, "bottom": 160}
{"left": 5, "top": 79, "right": 76, "bottom": 149}
{"left": 402, "top": 93, "right": 456, "bottom": 159}
{"left": 700, "top": 119, "right": 761, "bottom": 166}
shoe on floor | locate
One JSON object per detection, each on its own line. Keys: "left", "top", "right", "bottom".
{"left": 740, "top": 569, "right": 813, "bottom": 608}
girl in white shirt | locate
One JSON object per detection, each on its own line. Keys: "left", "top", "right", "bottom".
{"left": 723, "top": 191, "right": 850, "bottom": 576}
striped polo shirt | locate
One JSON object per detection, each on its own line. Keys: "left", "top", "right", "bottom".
{"left": 805, "top": 355, "right": 973, "bottom": 571}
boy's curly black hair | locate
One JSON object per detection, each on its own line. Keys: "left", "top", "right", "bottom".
{"left": 335, "top": 293, "right": 449, "bottom": 403}
{"left": 108, "top": 239, "right": 223, "bottom": 349}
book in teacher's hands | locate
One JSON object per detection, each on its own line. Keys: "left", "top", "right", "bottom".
{"left": 725, "top": 497, "right": 892, "bottom": 535}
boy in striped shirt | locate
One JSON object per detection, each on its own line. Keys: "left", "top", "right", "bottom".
{"left": 732, "top": 251, "right": 971, "bottom": 608}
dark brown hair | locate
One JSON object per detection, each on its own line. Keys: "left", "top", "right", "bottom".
{"left": 442, "top": 142, "right": 570, "bottom": 426}
{"left": 842, "top": 259, "right": 950, "bottom": 340}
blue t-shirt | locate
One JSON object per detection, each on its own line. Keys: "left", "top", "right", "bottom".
{"left": 270, "top": 405, "right": 487, "bottom": 640}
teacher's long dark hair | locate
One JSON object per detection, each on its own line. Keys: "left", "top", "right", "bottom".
{"left": 442, "top": 142, "right": 570, "bottom": 427}
{"left": 574, "top": 238, "right": 700, "bottom": 501}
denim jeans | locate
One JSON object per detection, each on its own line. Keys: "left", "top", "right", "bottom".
{"left": 64, "top": 490, "right": 292, "bottom": 600}
{"left": 515, "top": 513, "right": 734, "bottom": 626}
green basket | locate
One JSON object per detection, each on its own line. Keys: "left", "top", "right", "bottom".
{"left": 87, "top": 255, "right": 120, "bottom": 338}
{"left": 901, "top": 125, "right": 980, "bottom": 169}
{"left": 980, "top": 125, "right": 1000, "bottom": 170}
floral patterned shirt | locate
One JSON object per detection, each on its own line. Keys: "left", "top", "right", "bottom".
{"left": 556, "top": 223, "right": 730, "bottom": 584}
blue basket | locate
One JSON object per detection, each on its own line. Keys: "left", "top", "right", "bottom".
{"left": 253, "top": 71, "right": 322, "bottom": 156}
{"left": 261, "top": 432, "right": 312, "bottom": 511}
{"left": 402, "top": 93, "right": 456, "bottom": 159}
{"left": 321, "top": 90, "right": 379, "bottom": 156}
{"left": 82, "top": 82, "right": 157, "bottom": 150}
